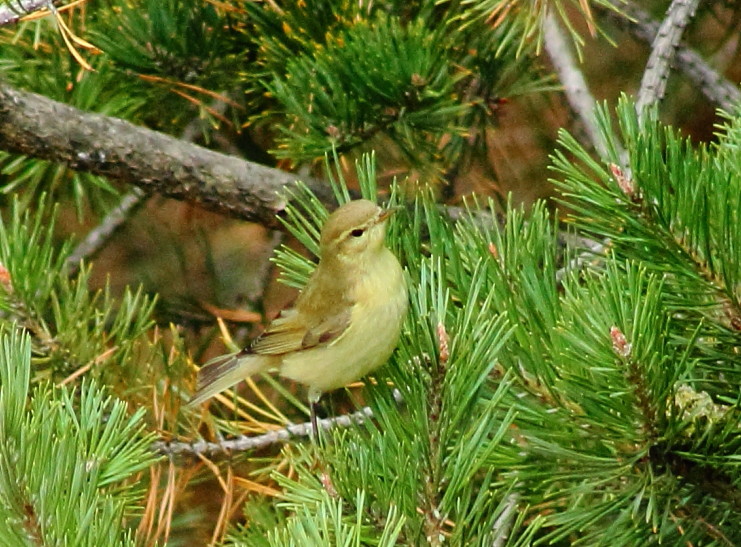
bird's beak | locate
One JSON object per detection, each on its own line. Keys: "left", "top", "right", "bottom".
{"left": 377, "top": 206, "right": 402, "bottom": 223}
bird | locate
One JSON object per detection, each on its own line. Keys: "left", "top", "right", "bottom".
{"left": 188, "top": 199, "right": 408, "bottom": 435}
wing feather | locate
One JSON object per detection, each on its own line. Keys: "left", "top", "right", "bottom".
{"left": 249, "top": 307, "right": 352, "bottom": 355}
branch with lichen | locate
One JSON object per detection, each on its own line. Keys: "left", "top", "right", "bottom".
{"left": 153, "top": 406, "right": 375, "bottom": 457}
{"left": 636, "top": 0, "right": 701, "bottom": 116}
{"left": 596, "top": 2, "right": 739, "bottom": 112}
{"left": 0, "top": 0, "right": 50, "bottom": 26}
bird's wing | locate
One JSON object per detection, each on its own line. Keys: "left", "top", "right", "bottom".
{"left": 249, "top": 306, "right": 352, "bottom": 355}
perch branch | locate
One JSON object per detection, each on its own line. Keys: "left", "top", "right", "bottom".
{"left": 153, "top": 406, "right": 374, "bottom": 457}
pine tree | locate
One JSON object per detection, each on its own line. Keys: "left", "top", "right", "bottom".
{"left": 0, "top": 0, "right": 739, "bottom": 545}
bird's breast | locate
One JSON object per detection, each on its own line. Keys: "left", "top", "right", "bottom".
{"left": 279, "top": 248, "right": 407, "bottom": 393}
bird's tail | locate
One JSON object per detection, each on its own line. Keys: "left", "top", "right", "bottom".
{"left": 188, "top": 351, "right": 273, "bottom": 407}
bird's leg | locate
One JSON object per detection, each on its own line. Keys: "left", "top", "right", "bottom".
{"left": 308, "top": 388, "right": 322, "bottom": 444}
{"left": 310, "top": 401, "right": 320, "bottom": 442}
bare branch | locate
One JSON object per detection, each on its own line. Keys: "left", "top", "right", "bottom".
{"left": 543, "top": 14, "right": 620, "bottom": 283}
{"left": 597, "top": 3, "right": 740, "bottom": 113}
{"left": 491, "top": 493, "right": 520, "bottom": 547}
{"left": 0, "top": 81, "right": 336, "bottom": 230}
{"left": 65, "top": 188, "right": 147, "bottom": 275}
{"left": 0, "top": 0, "right": 48, "bottom": 26}
{"left": 153, "top": 406, "right": 374, "bottom": 457}
{"left": 555, "top": 235, "right": 609, "bottom": 284}
{"left": 543, "top": 12, "right": 611, "bottom": 160}
{"left": 65, "top": 101, "right": 238, "bottom": 273}
{"left": 632, "top": 0, "right": 702, "bottom": 116}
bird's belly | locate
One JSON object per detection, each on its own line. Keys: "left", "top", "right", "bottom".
{"left": 279, "top": 286, "right": 407, "bottom": 394}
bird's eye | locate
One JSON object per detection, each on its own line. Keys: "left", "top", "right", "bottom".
{"left": 350, "top": 229, "right": 365, "bottom": 238}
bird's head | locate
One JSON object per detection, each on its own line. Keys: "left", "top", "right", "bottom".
{"left": 319, "top": 199, "right": 397, "bottom": 264}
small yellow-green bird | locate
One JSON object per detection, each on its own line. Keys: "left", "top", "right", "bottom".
{"left": 189, "top": 199, "right": 408, "bottom": 432}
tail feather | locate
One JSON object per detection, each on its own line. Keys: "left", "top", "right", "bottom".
{"left": 188, "top": 351, "right": 273, "bottom": 407}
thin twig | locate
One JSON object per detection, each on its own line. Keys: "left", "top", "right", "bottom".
{"left": 543, "top": 12, "right": 612, "bottom": 160}
{"left": 555, "top": 235, "right": 609, "bottom": 284}
{"left": 543, "top": 13, "right": 618, "bottom": 282}
{"left": 491, "top": 492, "right": 519, "bottom": 547}
{"left": 596, "top": 3, "right": 740, "bottom": 112}
{"left": 635, "top": 0, "right": 702, "bottom": 117}
{"left": 0, "top": 0, "right": 48, "bottom": 25}
{"left": 153, "top": 406, "right": 374, "bottom": 457}
{"left": 65, "top": 100, "right": 233, "bottom": 275}
{"left": 65, "top": 187, "right": 147, "bottom": 276}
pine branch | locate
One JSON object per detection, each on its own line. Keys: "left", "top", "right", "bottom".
{"left": 421, "top": 323, "right": 449, "bottom": 547}
{"left": 0, "top": 330, "right": 157, "bottom": 545}
{"left": 0, "top": 81, "right": 337, "bottom": 230}
{"left": 636, "top": 0, "right": 701, "bottom": 116}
